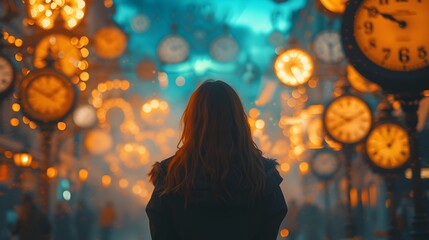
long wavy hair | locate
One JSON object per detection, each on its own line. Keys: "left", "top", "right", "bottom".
{"left": 157, "top": 80, "right": 265, "bottom": 201}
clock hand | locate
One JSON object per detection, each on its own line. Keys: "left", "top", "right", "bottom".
{"left": 363, "top": 6, "right": 407, "bottom": 28}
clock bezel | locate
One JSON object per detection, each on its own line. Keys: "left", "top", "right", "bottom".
{"left": 341, "top": 0, "right": 429, "bottom": 93}
{"left": 310, "top": 148, "right": 341, "bottom": 181}
{"left": 20, "top": 69, "right": 77, "bottom": 125}
{"left": 323, "top": 94, "right": 374, "bottom": 145}
{"left": 0, "top": 54, "right": 16, "bottom": 98}
{"left": 363, "top": 120, "right": 411, "bottom": 174}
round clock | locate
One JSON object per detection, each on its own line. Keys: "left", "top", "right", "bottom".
{"left": 0, "top": 55, "right": 15, "bottom": 97}
{"left": 73, "top": 104, "right": 97, "bottom": 128}
{"left": 34, "top": 34, "right": 82, "bottom": 77}
{"left": 157, "top": 34, "right": 190, "bottom": 64}
{"left": 131, "top": 14, "right": 150, "bottom": 33}
{"left": 310, "top": 149, "right": 341, "bottom": 180}
{"left": 346, "top": 64, "right": 381, "bottom": 93}
{"left": 20, "top": 69, "right": 76, "bottom": 124}
{"left": 323, "top": 95, "right": 373, "bottom": 144}
{"left": 313, "top": 30, "right": 345, "bottom": 64}
{"left": 274, "top": 48, "right": 314, "bottom": 87}
{"left": 210, "top": 35, "right": 240, "bottom": 62}
{"left": 342, "top": 0, "right": 429, "bottom": 93}
{"left": 136, "top": 59, "right": 157, "bottom": 81}
{"left": 319, "top": 0, "right": 348, "bottom": 14}
{"left": 93, "top": 26, "right": 128, "bottom": 59}
{"left": 365, "top": 122, "right": 410, "bottom": 173}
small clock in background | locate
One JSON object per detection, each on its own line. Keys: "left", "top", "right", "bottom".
{"left": 93, "top": 26, "right": 128, "bottom": 60}
{"left": 323, "top": 95, "right": 373, "bottom": 144}
{"left": 73, "top": 104, "right": 97, "bottom": 129}
{"left": 274, "top": 48, "right": 314, "bottom": 87}
{"left": 34, "top": 34, "right": 82, "bottom": 77}
{"left": 346, "top": 65, "right": 380, "bottom": 94}
{"left": 136, "top": 59, "right": 157, "bottom": 81}
{"left": 365, "top": 122, "right": 410, "bottom": 173}
{"left": 131, "top": 14, "right": 150, "bottom": 33}
{"left": 157, "top": 34, "right": 189, "bottom": 64}
{"left": 312, "top": 30, "right": 345, "bottom": 64}
{"left": 310, "top": 149, "right": 341, "bottom": 181}
{"left": 0, "top": 55, "right": 15, "bottom": 98}
{"left": 210, "top": 35, "right": 240, "bottom": 63}
{"left": 20, "top": 69, "right": 76, "bottom": 124}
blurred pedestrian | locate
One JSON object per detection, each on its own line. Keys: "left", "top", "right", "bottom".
{"left": 100, "top": 201, "right": 117, "bottom": 240}
{"left": 74, "top": 200, "right": 94, "bottom": 240}
{"left": 53, "top": 201, "right": 73, "bottom": 240}
{"left": 146, "top": 80, "right": 288, "bottom": 240}
{"left": 12, "top": 194, "right": 51, "bottom": 240}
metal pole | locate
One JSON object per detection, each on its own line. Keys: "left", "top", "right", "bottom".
{"left": 396, "top": 93, "right": 429, "bottom": 240}
{"left": 324, "top": 181, "right": 332, "bottom": 240}
{"left": 344, "top": 145, "right": 356, "bottom": 239}
{"left": 39, "top": 125, "right": 53, "bottom": 214}
{"left": 385, "top": 175, "right": 399, "bottom": 240}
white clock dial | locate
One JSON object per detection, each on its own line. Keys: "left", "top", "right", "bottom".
{"left": 157, "top": 35, "right": 189, "bottom": 64}
{"left": 0, "top": 56, "right": 14, "bottom": 93}
{"left": 210, "top": 35, "right": 239, "bottom": 62}
{"left": 73, "top": 104, "right": 97, "bottom": 128}
{"left": 313, "top": 31, "right": 345, "bottom": 64}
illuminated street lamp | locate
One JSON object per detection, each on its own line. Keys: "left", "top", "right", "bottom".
{"left": 13, "top": 152, "right": 32, "bottom": 167}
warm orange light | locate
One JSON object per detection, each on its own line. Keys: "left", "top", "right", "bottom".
{"left": 280, "top": 162, "right": 290, "bottom": 173}
{"left": 255, "top": 119, "right": 265, "bottom": 129}
{"left": 119, "top": 178, "right": 129, "bottom": 188}
{"left": 10, "top": 118, "right": 19, "bottom": 127}
{"left": 280, "top": 229, "right": 289, "bottom": 238}
{"left": 12, "top": 103, "right": 21, "bottom": 112}
{"left": 57, "top": 122, "right": 67, "bottom": 131}
{"left": 79, "top": 169, "right": 88, "bottom": 181}
{"left": 299, "top": 162, "right": 310, "bottom": 175}
{"left": 14, "top": 152, "right": 33, "bottom": 167}
{"left": 46, "top": 167, "right": 58, "bottom": 178}
{"left": 102, "top": 175, "right": 111, "bottom": 187}
{"left": 274, "top": 48, "right": 314, "bottom": 87}
{"left": 350, "top": 188, "right": 358, "bottom": 208}
{"left": 320, "top": 0, "right": 347, "bottom": 14}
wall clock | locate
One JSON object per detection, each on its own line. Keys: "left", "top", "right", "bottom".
{"left": 210, "top": 35, "right": 240, "bottom": 62}
{"left": 93, "top": 26, "right": 128, "bottom": 60}
{"left": 131, "top": 14, "right": 150, "bottom": 33}
{"left": 310, "top": 149, "right": 341, "bottom": 180}
{"left": 323, "top": 95, "right": 373, "bottom": 144}
{"left": 319, "top": 0, "right": 348, "bottom": 15}
{"left": 312, "top": 30, "right": 345, "bottom": 64}
{"left": 364, "top": 122, "right": 410, "bottom": 173}
{"left": 34, "top": 34, "right": 81, "bottom": 77}
{"left": 342, "top": 0, "right": 429, "bottom": 93}
{"left": 20, "top": 69, "right": 76, "bottom": 124}
{"left": 346, "top": 64, "right": 380, "bottom": 94}
{"left": 157, "top": 34, "right": 189, "bottom": 64}
{"left": 73, "top": 104, "right": 97, "bottom": 129}
{"left": 274, "top": 48, "right": 314, "bottom": 87}
{"left": 0, "top": 54, "right": 15, "bottom": 97}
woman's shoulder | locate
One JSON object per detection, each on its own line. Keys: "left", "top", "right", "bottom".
{"left": 148, "top": 156, "right": 174, "bottom": 186}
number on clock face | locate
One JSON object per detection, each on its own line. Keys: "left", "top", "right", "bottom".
{"left": 0, "top": 57, "right": 14, "bottom": 93}
{"left": 354, "top": 0, "right": 429, "bottom": 71}
{"left": 366, "top": 123, "right": 409, "bottom": 169}
{"left": 325, "top": 96, "right": 372, "bottom": 144}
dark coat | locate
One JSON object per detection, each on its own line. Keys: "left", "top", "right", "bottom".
{"left": 146, "top": 157, "right": 288, "bottom": 240}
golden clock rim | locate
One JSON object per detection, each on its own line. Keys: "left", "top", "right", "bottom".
{"left": 0, "top": 54, "right": 17, "bottom": 96}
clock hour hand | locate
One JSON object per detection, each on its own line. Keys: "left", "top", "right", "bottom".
{"left": 363, "top": 6, "right": 407, "bottom": 28}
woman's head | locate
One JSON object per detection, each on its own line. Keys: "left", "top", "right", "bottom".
{"left": 153, "top": 80, "right": 265, "bottom": 201}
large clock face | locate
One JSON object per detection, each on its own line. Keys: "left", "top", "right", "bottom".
{"left": 354, "top": 0, "right": 429, "bottom": 71}
{"left": 34, "top": 34, "right": 81, "bottom": 77}
{"left": 311, "top": 150, "right": 340, "bottom": 179}
{"left": 210, "top": 35, "right": 239, "bottom": 62}
{"left": 157, "top": 35, "right": 189, "bottom": 64}
{"left": 274, "top": 48, "right": 314, "bottom": 87}
{"left": 313, "top": 31, "right": 345, "bottom": 64}
{"left": 324, "top": 95, "right": 373, "bottom": 144}
{"left": 0, "top": 56, "right": 14, "bottom": 94}
{"left": 20, "top": 70, "right": 75, "bottom": 123}
{"left": 94, "top": 26, "right": 127, "bottom": 59}
{"left": 366, "top": 123, "right": 410, "bottom": 170}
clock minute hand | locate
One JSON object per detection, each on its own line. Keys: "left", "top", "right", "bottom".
{"left": 363, "top": 6, "right": 407, "bottom": 28}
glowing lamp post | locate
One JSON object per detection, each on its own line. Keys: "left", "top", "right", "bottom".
{"left": 13, "top": 152, "right": 32, "bottom": 167}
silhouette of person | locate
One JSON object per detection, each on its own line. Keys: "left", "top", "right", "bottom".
{"left": 100, "top": 201, "right": 117, "bottom": 240}
{"left": 146, "top": 80, "right": 288, "bottom": 240}
{"left": 74, "top": 200, "right": 94, "bottom": 240}
{"left": 13, "top": 194, "right": 51, "bottom": 240}
{"left": 53, "top": 201, "right": 73, "bottom": 240}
